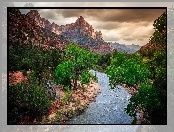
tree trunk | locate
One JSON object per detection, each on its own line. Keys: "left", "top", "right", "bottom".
{"left": 73, "top": 69, "right": 78, "bottom": 89}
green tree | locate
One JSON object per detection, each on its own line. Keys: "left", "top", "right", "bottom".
{"left": 105, "top": 53, "right": 151, "bottom": 88}
{"left": 54, "top": 44, "right": 99, "bottom": 89}
{"left": 150, "top": 12, "right": 166, "bottom": 49}
{"left": 106, "top": 12, "right": 167, "bottom": 124}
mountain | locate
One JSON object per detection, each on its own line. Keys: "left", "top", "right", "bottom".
{"left": 9, "top": 9, "right": 77, "bottom": 51}
{"left": 26, "top": 10, "right": 114, "bottom": 54}
{"left": 125, "top": 44, "right": 141, "bottom": 51}
{"left": 109, "top": 42, "right": 141, "bottom": 53}
{"left": 138, "top": 41, "right": 161, "bottom": 51}
{"left": 138, "top": 42, "right": 154, "bottom": 51}
{"left": 137, "top": 41, "right": 163, "bottom": 58}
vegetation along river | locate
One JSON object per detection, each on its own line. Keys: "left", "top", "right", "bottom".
{"left": 65, "top": 70, "right": 134, "bottom": 124}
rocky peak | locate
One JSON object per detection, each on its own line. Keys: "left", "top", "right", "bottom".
{"left": 9, "top": 8, "right": 74, "bottom": 51}
{"left": 79, "top": 16, "right": 84, "bottom": 20}
{"left": 26, "top": 11, "right": 113, "bottom": 54}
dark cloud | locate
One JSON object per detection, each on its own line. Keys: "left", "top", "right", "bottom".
{"left": 54, "top": 9, "right": 166, "bottom": 23}
{"left": 38, "top": 9, "right": 58, "bottom": 20}
{"left": 57, "top": 9, "right": 87, "bottom": 18}
{"left": 94, "top": 22, "right": 121, "bottom": 30}
{"left": 18, "top": 8, "right": 166, "bottom": 45}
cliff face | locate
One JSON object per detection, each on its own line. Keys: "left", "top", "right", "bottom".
{"left": 9, "top": 9, "right": 75, "bottom": 50}
{"left": 9, "top": 9, "right": 114, "bottom": 54}
{"left": 26, "top": 10, "right": 113, "bottom": 54}
{"left": 27, "top": 11, "right": 104, "bottom": 42}
{"left": 138, "top": 41, "right": 161, "bottom": 52}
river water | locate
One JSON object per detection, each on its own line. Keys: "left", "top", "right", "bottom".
{"left": 65, "top": 70, "right": 135, "bottom": 124}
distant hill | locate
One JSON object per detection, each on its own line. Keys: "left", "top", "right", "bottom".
{"left": 109, "top": 42, "right": 141, "bottom": 53}
{"left": 125, "top": 44, "right": 141, "bottom": 51}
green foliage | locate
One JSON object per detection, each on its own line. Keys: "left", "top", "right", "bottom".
{"left": 9, "top": 41, "right": 64, "bottom": 82}
{"left": 151, "top": 50, "right": 166, "bottom": 69}
{"left": 105, "top": 53, "right": 151, "bottom": 88}
{"left": 8, "top": 72, "right": 52, "bottom": 123}
{"left": 60, "top": 86, "right": 72, "bottom": 105}
{"left": 61, "top": 97, "right": 68, "bottom": 105}
{"left": 20, "top": 69, "right": 27, "bottom": 76}
{"left": 55, "top": 110, "right": 63, "bottom": 121}
{"left": 90, "top": 71, "right": 98, "bottom": 82}
{"left": 54, "top": 44, "right": 99, "bottom": 89}
{"left": 65, "top": 44, "right": 99, "bottom": 69}
{"left": 54, "top": 60, "right": 74, "bottom": 87}
{"left": 97, "top": 53, "right": 112, "bottom": 71}
{"left": 110, "top": 52, "right": 127, "bottom": 68}
{"left": 64, "top": 86, "right": 72, "bottom": 102}
{"left": 105, "top": 12, "right": 167, "bottom": 124}
{"left": 125, "top": 83, "right": 161, "bottom": 117}
{"left": 150, "top": 12, "right": 166, "bottom": 48}
{"left": 80, "top": 70, "right": 91, "bottom": 85}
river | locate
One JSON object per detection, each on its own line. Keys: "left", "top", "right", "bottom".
{"left": 65, "top": 70, "right": 135, "bottom": 124}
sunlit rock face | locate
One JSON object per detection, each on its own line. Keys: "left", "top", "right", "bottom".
{"left": 9, "top": 9, "right": 74, "bottom": 51}
{"left": 27, "top": 11, "right": 114, "bottom": 54}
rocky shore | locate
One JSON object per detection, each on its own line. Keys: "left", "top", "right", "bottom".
{"left": 43, "top": 80, "right": 101, "bottom": 124}
{"left": 8, "top": 71, "right": 101, "bottom": 124}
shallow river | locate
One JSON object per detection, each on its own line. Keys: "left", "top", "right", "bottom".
{"left": 65, "top": 70, "right": 135, "bottom": 124}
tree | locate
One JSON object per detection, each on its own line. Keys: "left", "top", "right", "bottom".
{"left": 105, "top": 53, "right": 151, "bottom": 88}
{"left": 105, "top": 12, "right": 167, "bottom": 124}
{"left": 150, "top": 12, "right": 166, "bottom": 49}
{"left": 54, "top": 44, "right": 99, "bottom": 89}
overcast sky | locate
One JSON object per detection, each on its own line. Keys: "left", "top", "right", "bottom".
{"left": 13, "top": 2, "right": 171, "bottom": 46}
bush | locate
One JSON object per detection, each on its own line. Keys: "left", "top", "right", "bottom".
{"left": 21, "top": 69, "right": 27, "bottom": 76}
{"left": 125, "top": 83, "right": 161, "bottom": 117}
{"left": 8, "top": 72, "right": 52, "bottom": 123}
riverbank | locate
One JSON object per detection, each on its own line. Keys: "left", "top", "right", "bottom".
{"left": 42, "top": 80, "right": 101, "bottom": 124}
{"left": 65, "top": 70, "right": 134, "bottom": 124}
{"left": 8, "top": 71, "right": 101, "bottom": 124}
{"left": 123, "top": 84, "right": 151, "bottom": 124}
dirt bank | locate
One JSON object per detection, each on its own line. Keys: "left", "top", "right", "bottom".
{"left": 42, "top": 80, "right": 101, "bottom": 124}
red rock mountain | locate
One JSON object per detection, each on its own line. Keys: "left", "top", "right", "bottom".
{"left": 137, "top": 41, "right": 163, "bottom": 58}
{"left": 9, "top": 9, "right": 76, "bottom": 50}
{"left": 138, "top": 41, "right": 162, "bottom": 52}
{"left": 26, "top": 10, "right": 114, "bottom": 54}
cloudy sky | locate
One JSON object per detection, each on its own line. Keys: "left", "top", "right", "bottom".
{"left": 13, "top": 2, "right": 171, "bottom": 46}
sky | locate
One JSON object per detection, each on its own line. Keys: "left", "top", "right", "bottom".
{"left": 13, "top": 2, "right": 171, "bottom": 46}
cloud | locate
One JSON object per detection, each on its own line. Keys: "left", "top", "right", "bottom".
{"left": 38, "top": 9, "right": 58, "bottom": 20}
{"left": 47, "top": 9, "right": 166, "bottom": 23}
{"left": 15, "top": 5, "right": 167, "bottom": 46}
{"left": 123, "top": 37, "right": 135, "bottom": 41}
{"left": 93, "top": 22, "right": 121, "bottom": 30}
{"left": 35, "top": 8, "right": 159, "bottom": 45}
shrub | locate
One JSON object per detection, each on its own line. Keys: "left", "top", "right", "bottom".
{"left": 8, "top": 72, "right": 52, "bottom": 123}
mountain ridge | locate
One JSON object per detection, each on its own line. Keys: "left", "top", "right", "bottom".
{"left": 26, "top": 10, "right": 114, "bottom": 54}
{"left": 109, "top": 42, "right": 141, "bottom": 53}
